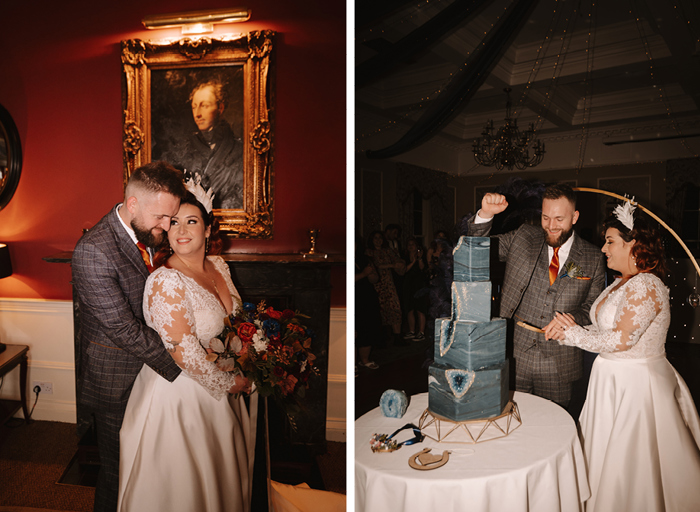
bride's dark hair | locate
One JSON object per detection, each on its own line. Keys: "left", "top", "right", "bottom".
{"left": 603, "top": 211, "right": 667, "bottom": 280}
{"left": 152, "top": 192, "right": 222, "bottom": 268}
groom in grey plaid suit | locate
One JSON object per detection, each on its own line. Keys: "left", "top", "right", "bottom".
{"left": 72, "top": 161, "right": 187, "bottom": 512}
{"left": 468, "top": 183, "right": 605, "bottom": 412}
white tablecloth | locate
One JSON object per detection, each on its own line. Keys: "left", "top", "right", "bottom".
{"left": 355, "top": 392, "right": 589, "bottom": 512}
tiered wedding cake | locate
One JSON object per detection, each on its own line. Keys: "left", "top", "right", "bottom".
{"left": 428, "top": 236, "right": 509, "bottom": 421}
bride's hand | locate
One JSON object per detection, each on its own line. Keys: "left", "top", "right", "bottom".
{"left": 544, "top": 312, "right": 578, "bottom": 341}
{"left": 229, "top": 374, "right": 251, "bottom": 395}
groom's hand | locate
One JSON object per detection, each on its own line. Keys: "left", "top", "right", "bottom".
{"left": 480, "top": 193, "right": 508, "bottom": 219}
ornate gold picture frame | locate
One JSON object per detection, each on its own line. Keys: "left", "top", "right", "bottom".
{"left": 121, "top": 31, "right": 274, "bottom": 238}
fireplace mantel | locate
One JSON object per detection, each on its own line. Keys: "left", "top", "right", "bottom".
{"left": 44, "top": 251, "right": 344, "bottom": 264}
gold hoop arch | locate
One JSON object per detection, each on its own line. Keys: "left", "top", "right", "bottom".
{"left": 573, "top": 187, "right": 700, "bottom": 279}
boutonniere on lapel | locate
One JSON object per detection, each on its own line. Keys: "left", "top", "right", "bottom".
{"left": 561, "top": 261, "right": 591, "bottom": 280}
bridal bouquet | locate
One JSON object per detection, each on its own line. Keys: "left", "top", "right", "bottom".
{"left": 206, "top": 301, "right": 318, "bottom": 403}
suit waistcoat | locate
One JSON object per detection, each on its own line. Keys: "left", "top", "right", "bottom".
{"left": 513, "top": 243, "right": 568, "bottom": 358}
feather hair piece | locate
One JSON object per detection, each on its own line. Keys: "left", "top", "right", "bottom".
{"left": 613, "top": 198, "right": 636, "bottom": 231}
{"left": 184, "top": 172, "right": 215, "bottom": 214}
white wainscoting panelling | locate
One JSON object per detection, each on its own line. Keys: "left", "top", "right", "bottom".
{"left": 0, "top": 299, "right": 76, "bottom": 423}
{"left": 326, "top": 307, "right": 347, "bottom": 441}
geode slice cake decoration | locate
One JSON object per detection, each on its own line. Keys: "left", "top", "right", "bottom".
{"left": 445, "top": 369, "right": 475, "bottom": 398}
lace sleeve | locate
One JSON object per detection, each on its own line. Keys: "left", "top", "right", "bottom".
{"left": 146, "top": 271, "right": 239, "bottom": 400}
{"left": 560, "top": 274, "right": 663, "bottom": 353}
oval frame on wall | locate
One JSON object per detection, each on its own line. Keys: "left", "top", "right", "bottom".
{"left": 0, "top": 103, "right": 22, "bottom": 211}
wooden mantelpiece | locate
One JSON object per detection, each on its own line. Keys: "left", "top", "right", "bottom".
{"left": 44, "top": 251, "right": 345, "bottom": 264}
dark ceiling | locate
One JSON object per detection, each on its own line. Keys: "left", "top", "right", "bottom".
{"left": 356, "top": 0, "right": 700, "bottom": 171}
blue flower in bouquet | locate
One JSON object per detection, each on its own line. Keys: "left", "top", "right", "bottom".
{"left": 243, "top": 302, "right": 257, "bottom": 312}
{"left": 263, "top": 318, "right": 281, "bottom": 338}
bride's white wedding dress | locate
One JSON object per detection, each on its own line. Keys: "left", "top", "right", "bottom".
{"left": 117, "top": 256, "right": 257, "bottom": 512}
{"left": 561, "top": 272, "right": 700, "bottom": 511}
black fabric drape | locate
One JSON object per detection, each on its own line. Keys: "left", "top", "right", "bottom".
{"left": 367, "top": 0, "right": 540, "bottom": 160}
{"left": 356, "top": 0, "right": 491, "bottom": 89}
{"left": 356, "top": 0, "right": 419, "bottom": 30}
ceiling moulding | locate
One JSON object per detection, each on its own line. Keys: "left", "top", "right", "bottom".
{"left": 448, "top": 105, "right": 557, "bottom": 139}
{"left": 510, "top": 24, "right": 670, "bottom": 84}
{"left": 359, "top": 64, "right": 459, "bottom": 109}
{"left": 571, "top": 85, "right": 696, "bottom": 125}
{"left": 523, "top": 88, "right": 579, "bottom": 125}
{"left": 533, "top": 117, "right": 700, "bottom": 143}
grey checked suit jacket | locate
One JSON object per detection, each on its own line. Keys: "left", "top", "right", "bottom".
{"left": 468, "top": 218, "right": 605, "bottom": 383}
{"left": 72, "top": 207, "right": 181, "bottom": 412}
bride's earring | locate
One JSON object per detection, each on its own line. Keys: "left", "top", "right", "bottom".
{"left": 205, "top": 237, "right": 210, "bottom": 254}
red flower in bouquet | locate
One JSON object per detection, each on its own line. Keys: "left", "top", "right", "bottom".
{"left": 237, "top": 322, "right": 257, "bottom": 342}
{"left": 265, "top": 307, "right": 282, "bottom": 320}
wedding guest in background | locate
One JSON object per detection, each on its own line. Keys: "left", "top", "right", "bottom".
{"left": 72, "top": 161, "right": 186, "bottom": 512}
{"left": 355, "top": 235, "right": 382, "bottom": 370}
{"left": 467, "top": 183, "right": 605, "bottom": 415}
{"left": 118, "top": 188, "right": 254, "bottom": 511}
{"left": 549, "top": 205, "right": 700, "bottom": 511}
{"left": 366, "top": 231, "right": 406, "bottom": 347}
{"left": 384, "top": 224, "right": 403, "bottom": 259}
{"left": 426, "top": 230, "right": 449, "bottom": 277}
{"left": 384, "top": 224, "right": 406, "bottom": 319}
{"left": 402, "top": 236, "right": 429, "bottom": 342}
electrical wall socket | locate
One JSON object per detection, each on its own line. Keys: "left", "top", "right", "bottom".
{"left": 32, "top": 381, "right": 53, "bottom": 395}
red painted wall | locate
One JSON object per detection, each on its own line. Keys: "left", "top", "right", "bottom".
{"left": 0, "top": 0, "right": 347, "bottom": 305}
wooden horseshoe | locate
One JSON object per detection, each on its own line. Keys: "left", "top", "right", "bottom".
{"left": 408, "top": 448, "right": 450, "bottom": 470}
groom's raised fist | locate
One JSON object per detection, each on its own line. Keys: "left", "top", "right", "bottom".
{"left": 480, "top": 193, "right": 509, "bottom": 219}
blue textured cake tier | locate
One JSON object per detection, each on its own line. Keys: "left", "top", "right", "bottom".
{"left": 453, "top": 236, "right": 490, "bottom": 282}
{"left": 427, "top": 360, "right": 509, "bottom": 421}
{"left": 435, "top": 318, "right": 506, "bottom": 370}
{"left": 451, "top": 281, "right": 492, "bottom": 323}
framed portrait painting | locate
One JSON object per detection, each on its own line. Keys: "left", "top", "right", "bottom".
{"left": 121, "top": 31, "right": 274, "bottom": 238}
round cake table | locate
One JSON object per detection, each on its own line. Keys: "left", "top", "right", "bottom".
{"left": 355, "top": 392, "right": 590, "bottom": 512}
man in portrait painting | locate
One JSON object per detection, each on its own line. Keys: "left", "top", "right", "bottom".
{"left": 158, "top": 78, "right": 243, "bottom": 210}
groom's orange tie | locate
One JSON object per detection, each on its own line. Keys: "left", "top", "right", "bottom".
{"left": 136, "top": 242, "right": 154, "bottom": 273}
{"left": 549, "top": 247, "right": 559, "bottom": 286}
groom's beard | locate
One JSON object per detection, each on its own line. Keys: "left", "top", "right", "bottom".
{"left": 544, "top": 225, "right": 574, "bottom": 248}
{"left": 131, "top": 218, "right": 166, "bottom": 248}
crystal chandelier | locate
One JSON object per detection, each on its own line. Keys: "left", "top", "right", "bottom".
{"left": 473, "top": 88, "right": 545, "bottom": 170}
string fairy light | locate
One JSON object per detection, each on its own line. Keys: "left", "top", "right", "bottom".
{"left": 575, "top": 1, "right": 596, "bottom": 173}
{"left": 668, "top": 0, "right": 700, "bottom": 45}
{"left": 629, "top": 4, "right": 698, "bottom": 158}
{"left": 471, "top": 0, "right": 581, "bottom": 185}
{"left": 357, "top": 0, "right": 449, "bottom": 44}
{"left": 356, "top": 4, "right": 509, "bottom": 146}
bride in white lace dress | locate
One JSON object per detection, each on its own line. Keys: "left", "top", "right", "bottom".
{"left": 549, "top": 204, "right": 700, "bottom": 511}
{"left": 117, "top": 190, "right": 256, "bottom": 512}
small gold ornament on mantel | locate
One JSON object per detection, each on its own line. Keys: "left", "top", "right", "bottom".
{"left": 302, "top": 229, "right": 327, "bottom": 259}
